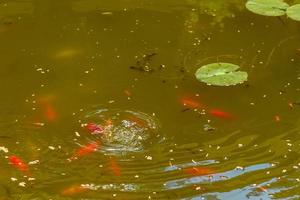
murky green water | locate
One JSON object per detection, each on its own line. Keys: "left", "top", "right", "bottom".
{"left": 1, "top": 0, "right": 300, "bottom": 199}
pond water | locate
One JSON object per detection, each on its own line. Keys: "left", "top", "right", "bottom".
{"left": 0, "top": 0, "right": 300, "bottom": 199}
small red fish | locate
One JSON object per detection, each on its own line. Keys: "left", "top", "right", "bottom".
{"left": 184, "top": 167, "right": 214, "bottom": 176}
{"left": 37, "top": 94, "right": 58, "bottom": 122}
{"left": 8, "top": 155, "right": 29, "bottom": 172}
{"left": 109, "top": 157, "right": 121, "bottom": 176}
{"left": 45, "top": 104, "right": 57, "bottom": 121}
{"left": 209, "top": 109, "right": 233, "bottom": 119}
{"left": 71, "top": 141, "right": 100, "bottom": 160}
{"left": 180, "top": 96, "right": 203, "bottom": 109}
{"left": 86, "top": 123, "right": 104, "bottom": 134}
{"left": 61, "top": 184, "right": 89, "bottom": 196}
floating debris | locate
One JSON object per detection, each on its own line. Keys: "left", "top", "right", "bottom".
{"left": 0, "top": 146, "right": 8, "bottom": 153}
{"left": 130, "top": 53, "right": 157, "bottom": 72}
{"left": 203, "top": 124, "right": 215, "bottom": 132}
{"left": 18, "top": 182, "right": 26, "bottom": 187}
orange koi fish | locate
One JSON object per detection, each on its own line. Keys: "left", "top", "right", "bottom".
{"left": 61, "top": 184, "right": 89, "bottom": 196}
{"left": 184, "top": 167, "right": 214, "bottom": 176}
{"left": 180, "top": 96, "right": 203, "bottom": 109}
{"left": 37, "top": 95, "right": 58, "bottom": 122}
{"left": 45, "top": 104, "right": 57, "bottom": 122}
{"left": 209, "top": 109, "right": 233, "bottom": 119}
{"left": 71, "top": 142, "right": 100, "bottom": 160}
{"left": 109, "top": 157, "right": 121, "bottom": 176}
{"left": 86, "top": 123, "right": 104, "bottom": 134}
{"left": 8, "top": 155, "right": 29, "bottom": 172}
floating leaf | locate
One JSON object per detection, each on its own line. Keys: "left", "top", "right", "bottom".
{"left": 286, "top": 4, "right": 300, "bottom": 21}
{"left": 195, "top": 63, "right": 248, "bottom": 86}
{"left": 245, "top": 0, "right": 289, "bottom": 16}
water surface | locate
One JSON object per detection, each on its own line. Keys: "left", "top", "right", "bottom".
{"left": 0, "top": 0, "right": 300, "bottom": 199}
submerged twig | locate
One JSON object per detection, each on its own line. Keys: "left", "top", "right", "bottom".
{"left": 129, "top": 53, "right": 158, "bottom": 73}
{"left": 181, "top": 108, "right": 190, "bottom": 112}
{"left": 264, "top": 35, "right": 299, "bottom": 68}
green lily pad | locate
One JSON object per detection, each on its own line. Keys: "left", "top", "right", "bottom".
{"left": 245, "top": 0, "right": 289, "bottom": 16}
{"left": 195, "top": 63, "right": 248, "bottom": 86}
{"left": 286, "top": 4, "right": 300, "bottom": 21}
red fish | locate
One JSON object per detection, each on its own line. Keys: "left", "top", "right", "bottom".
{"left": 61, "top": 184, "right": 89, "bottom": 196}
{"left": 180, "top": 96, "right": 203, "bottom": 109}
{"left": 109, "top": 157, "right": 121, "bottom": 176}
{"left": 45, "top": 104, "right": 57, "bottom": 121}
{"left": 71, "top": 142, "right": 100, "bottom": 160}
{"left": 184, "top": 167, "right": 214, "bottom": 176}
{"left": 8, "top": 155, "right": 29, "bottom": 172}
{"left": 37, "top": 95, "right": 58, "bottom": 122}
{"left": 209, "top": 109, "right": 233, "bottom": 119}
{"left": 86, "top": 123, "right": 104, "bottom": 134}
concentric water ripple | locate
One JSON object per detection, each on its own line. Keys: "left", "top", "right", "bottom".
{"left": 80, "top": 108, "right": 163, "bottom": 154}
